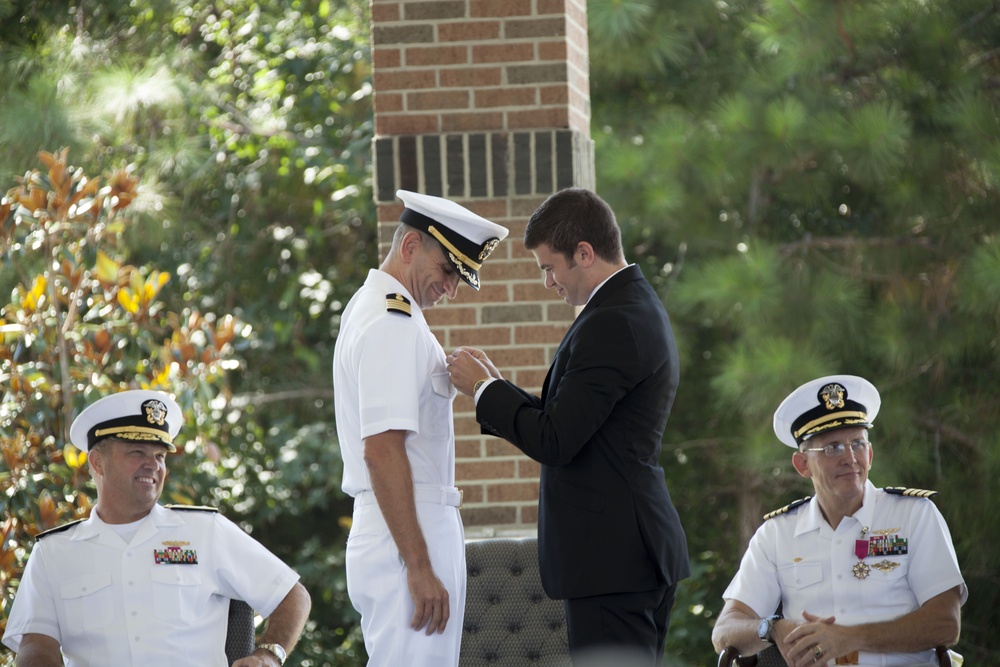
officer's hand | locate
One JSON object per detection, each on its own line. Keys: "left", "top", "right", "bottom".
{"left": 232, "top": 650, "right": 281, "bottom": 667}
{"left": 407, "top": 564, "right": 450, "bottom": 635}
{"left": 782, "top": 611, "right": 842, "bottom": 667}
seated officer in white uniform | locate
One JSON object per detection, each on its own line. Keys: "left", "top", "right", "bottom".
{"left": 712, "top": 375, "right": 966, "bottom": 667}
{"left": 333, "top": 190, "right": 508, "bottom": 667}
{"left": 2, "top": 390, "right": 312, "bottom": 667}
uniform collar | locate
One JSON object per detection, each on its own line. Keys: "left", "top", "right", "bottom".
{"left": 71, "top": 503, "right": 184, "bottom": 545}
{"left": 849, "top": 480, "right": 879, "bottom": 532}
{"left": 793, "top": 479, "right": 877, "bottom": 537}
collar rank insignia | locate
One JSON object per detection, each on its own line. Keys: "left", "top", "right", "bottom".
{"left": 154, "top": 541, "right": 198, "bottom": 564}
{"left": 386, "top": 293, "right": 412, "bottom": 317}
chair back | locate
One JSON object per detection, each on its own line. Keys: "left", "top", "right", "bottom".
{"left": 460, "top": 536, "right": 570, "bottom": 667}
{"left": 718, "top": 643, "right": 952, "bottom": 667}
{"left": 226, "top": 599, "right": 256, "bottom": 666}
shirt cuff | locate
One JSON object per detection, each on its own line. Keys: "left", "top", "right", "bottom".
{"left": 474, "top": 378, "right": 496, "bottom": 404}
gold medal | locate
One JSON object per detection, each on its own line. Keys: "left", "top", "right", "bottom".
{"left": 852, "top": 561, "right": 870, "bottom": 579}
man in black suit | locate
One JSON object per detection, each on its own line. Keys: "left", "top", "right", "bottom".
{"left": 447, "top": 188, "right": 690, "bottom": 665}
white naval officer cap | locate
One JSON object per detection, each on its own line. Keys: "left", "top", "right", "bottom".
{"left": 396, "top": 189, "right": 509, "bottom": 290}
{"left": 69, "top": 389, "right": 182, "bottom": 452}
{"left": 772, "top": 375, "right": 881, "bottom": 448}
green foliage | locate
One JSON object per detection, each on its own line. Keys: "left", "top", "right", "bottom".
{"left": 0, "top": 149, "right": 247, "bottom": 646}
{"left": 1, "top": 0, "right": 375, "bottom": 663}
{"left": 4, "top": 0, "right": 998, "bottom": 665}
{"left": 590, "top": 0, "right": 1000, "bottom": 663}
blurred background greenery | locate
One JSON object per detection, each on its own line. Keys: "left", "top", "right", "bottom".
{"left": 1, "top": 1, "right": 997, "bottom": 665}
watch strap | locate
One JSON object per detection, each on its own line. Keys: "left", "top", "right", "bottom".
{"left": 257, "top": 643, "right": 287, "bottom": 665}
{"left": 759, "top": 614, "right": 781, "bottom": 644}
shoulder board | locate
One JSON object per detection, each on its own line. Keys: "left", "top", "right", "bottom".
{"left": 763, "top": 496, "right": 812, "bottom": 522}
{"left": 165, "top": 504, "right": 219, "bottom": 512}
{"left": 385, "top": 293, "right": 412, "bottom": 317}
{"left": 884, "top": 487, "right": 938, "bottom": 499}
{"left": 36, "top": 518, "right": 86, "bottom": 541}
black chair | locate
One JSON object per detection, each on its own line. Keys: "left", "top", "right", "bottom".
{"left": 460, "top": 536, "right": 571, "bottom": 667}
{"left": 717, "top": 644, "right": 786, "bottom": 667}
{"left": 718, "top": 644, "right": 952, "bottom": 667}
{"left": 226, "top": 599, "right": 257, "bottom": 666}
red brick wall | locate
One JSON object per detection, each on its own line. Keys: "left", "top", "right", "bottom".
{"left": 370, "top": 0, "right": 594, "bottom": 533}
{"left": 370, "top": 0, "right": 590, "bottom": 136}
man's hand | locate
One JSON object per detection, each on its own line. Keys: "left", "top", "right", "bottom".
{"left": 446, "top": 347, "right": 501, "bottom": 396}
{"left": 782, "top": 611, "right": 842, "bottom": 667}
{"left": 233, "top": 650, "right": 282, "bottom": 667}
{"left": 407, "top": 563, "right": 451, "bottom": 634}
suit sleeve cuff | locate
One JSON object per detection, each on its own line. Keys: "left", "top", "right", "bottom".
{"left": 474, "top": 378, "right": 496, "bottom": 404}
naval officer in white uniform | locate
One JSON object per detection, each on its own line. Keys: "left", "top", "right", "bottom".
{"left": 2, "top": 389, "right": 311, "bottom": 666}
{"left": 333, "top": 190, "right": 508, "bottom": 667}
{"left": 712, "top": 375, "right": 966, "bottom": 667}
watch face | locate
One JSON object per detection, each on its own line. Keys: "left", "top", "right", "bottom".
{"left": 261, "top": 643, "right": 286, "bottom": 663}
{"left": 757, "top": 617, "right": 771, "bottom": 640}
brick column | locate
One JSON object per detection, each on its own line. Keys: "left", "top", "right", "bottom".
{"left": 370, "top": 0, "right": 593, "bottom": 534}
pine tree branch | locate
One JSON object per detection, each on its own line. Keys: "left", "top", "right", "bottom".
{"left": 954, "top": 1, "right": 1000, "bottom": 38}
{"left": 963, "top": 47, "right": 1000, "bottom": 73}
{"left": 779, "top": 234, "right": 933, "bottom": 257}
{"left": 833, "top": 0, "right": 856, "bottom": 63}
{"left": 916, "top": 415, "right": 981, "bottom": 453}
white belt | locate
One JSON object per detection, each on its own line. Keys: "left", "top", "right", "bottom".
{"left": 355, "top": 485, "right": 463, "bottom": 508}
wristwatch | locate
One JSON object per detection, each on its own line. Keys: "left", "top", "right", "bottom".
{"left": 473, "top": 378, "right": 489, "bottom": 394}
{"left": 257, "top": 643, "right": 287, "bottom": 665}
{"left": 757, "top": 615, "right": 781, "bottom": 644}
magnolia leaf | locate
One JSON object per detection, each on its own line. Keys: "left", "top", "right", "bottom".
{"left": 95, "top": 250, "right": 120, "bottom": 284}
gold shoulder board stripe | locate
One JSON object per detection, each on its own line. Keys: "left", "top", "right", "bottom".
{"left": 36, "top": 518, "right": 86, "bottom": 540}
{"left": 763, "top": 496, "right": 813, "bottom": 521}
{"left": 165, "top": 504, "right": 220, "bottom": 512}
{"left": 386, "top": 293, "right": 412, "bottom": 317}
{"left": 884, "top": 487, "right": 938, "bottom": 499}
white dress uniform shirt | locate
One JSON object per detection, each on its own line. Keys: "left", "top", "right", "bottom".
{"left": 335, "top": 269, "right": 457, "bottom": 496}
{"left": 723, "top": 480, "right": 967, "bottom": 666}
{"left": 2, "top": 504, "right": 300, "bottom": 666}
{"left": 333, "top": 268, "right": 465, "bottom": 667}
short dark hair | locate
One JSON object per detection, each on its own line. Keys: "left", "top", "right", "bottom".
{"left": 523, "top": 188, "right": 624, "bottom": 264}
{"left": 391, "top": 222, "right": 441, "bottom": 253}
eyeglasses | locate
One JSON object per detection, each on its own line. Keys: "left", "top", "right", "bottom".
{"left": 801, "top": 439, "right": 870, "bottom": 458}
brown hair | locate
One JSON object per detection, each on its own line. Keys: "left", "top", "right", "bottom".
{"left": 523, "top": 188, "right": 624, "bottom": 264}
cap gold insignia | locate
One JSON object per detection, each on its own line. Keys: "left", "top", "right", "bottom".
{"left": 478, "top": 238, "right": 500, "bottom": 262}
{"left": 144, "top": 399, "right": 168, "bottom": 426}
{"left": 820, "top": 383, "right": 846, "bottom": 410}
{"left": 448, "top": 252, "right": 480, "bottom": 289}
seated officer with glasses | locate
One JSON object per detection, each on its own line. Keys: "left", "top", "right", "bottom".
{"left": 712, "top": 375, "right": 966, "bottom": 667}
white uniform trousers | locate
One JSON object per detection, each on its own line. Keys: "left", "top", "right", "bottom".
{"left": 347, "top": 487, "right": 466, "bottom": 667}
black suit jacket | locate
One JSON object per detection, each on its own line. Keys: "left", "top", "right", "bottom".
{"left": 478, "top": 264, "right": 690, "bottom": 599}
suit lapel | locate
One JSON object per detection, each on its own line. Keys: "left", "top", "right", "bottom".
{"left": 541, "top": 265, "right": 644, "bottom": 400}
